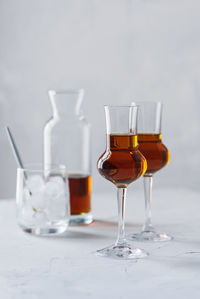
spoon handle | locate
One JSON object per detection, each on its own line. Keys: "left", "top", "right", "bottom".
{"left": 5, "top": 126, "right": 28, "bottom": 181}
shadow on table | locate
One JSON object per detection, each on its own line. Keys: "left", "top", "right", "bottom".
{"left": 90, "top": 218, "right": 135, "bottom": 228}
{"left": 58, "top": 230, "right": 112, "bottom": 240}
{"left": 45, "top": 219, "right": 137, "bottom": 240}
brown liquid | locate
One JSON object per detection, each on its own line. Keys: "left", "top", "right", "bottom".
{"left": 138, "top": 134, "right": 170, "bottom": 175}
{"left": 98, "top": 134, "right": 147, "bottom": 188}
{"left": 68, "top": 174, "right": 91, "bottom": 215}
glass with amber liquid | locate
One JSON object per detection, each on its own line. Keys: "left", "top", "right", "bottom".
{"left": 97, "top": 105, "right": 148, "bottom": 259}
{"left": 129, "top": 102, "right": 172, "bottom": 242}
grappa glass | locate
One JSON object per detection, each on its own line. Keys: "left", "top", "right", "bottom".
{"left": 97, "top": 105, "right": 148, "bottom": 259}
{"left": 128, "top": 102, "right": 172, "bottom": 242}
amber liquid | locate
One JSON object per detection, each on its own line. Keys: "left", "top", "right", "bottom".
{"left": 68, "top": 174, "right": 91, "bottom": 215}
{"left": 138, "top": 134, "right": 170, "bottom": 175}
{"left": 98, "top": 134, "right": 147, "bottom": 187}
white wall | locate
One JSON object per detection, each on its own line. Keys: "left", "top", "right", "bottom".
{"left": 0, "top": 0, "right": 200, "bottom": 198}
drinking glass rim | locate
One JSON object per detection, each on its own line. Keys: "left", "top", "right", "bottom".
{"left": 17, "top": 163, "right": 66, "bottom": 173}
{"left": 48, "top": 89, "right": 84, "bottom": 96}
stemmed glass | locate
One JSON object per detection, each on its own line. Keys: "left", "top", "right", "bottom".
{"left": 97, "top": 105, "right": 148, "bottom": 259}
{"left": 128, "top": 102, "right": 172, "bottom": 242}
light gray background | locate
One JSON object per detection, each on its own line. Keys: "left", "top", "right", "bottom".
{"left": 0, "top": 0, "right": 200, "bottom": 198}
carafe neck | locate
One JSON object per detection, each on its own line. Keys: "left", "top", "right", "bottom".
{"left": 48, "top": 89, "right": 84, "bottom": 119}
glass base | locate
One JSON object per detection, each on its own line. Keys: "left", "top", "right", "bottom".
{"left": 96, "top": 243, "right": 149, "bottom": 260}
{"left": 128, "top": 230, "right": 173, "bottom": 242}
{"left": 19, "top": 223, "right": 68, "bottom": 236}
{"left": 69, "top": 212, "right": 93, "bottom": 225}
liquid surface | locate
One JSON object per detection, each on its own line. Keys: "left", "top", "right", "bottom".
{"left": 68, "top": 174, "right": 91, "bottom": 215}
{"left": 138, "top": 133, "right": 170, "bottom": 175}
{"left": 98, "top": 134, "right": 147, "bottom": 188}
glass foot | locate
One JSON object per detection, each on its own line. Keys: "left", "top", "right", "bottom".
{"left": 128, "top": 230, "right": 173, "bottom": 242}
{"left": 96, "top": 243, "right": 149, "bottom": 260}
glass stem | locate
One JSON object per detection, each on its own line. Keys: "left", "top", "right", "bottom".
{"left": 115, "top": 187, "right": 127, "bottom": 246}
{"left": 143, "top": 175, "right": 154, "bottom": 232}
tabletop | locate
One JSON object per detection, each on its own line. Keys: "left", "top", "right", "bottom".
{"left": 0, "top": 188, "right": 200, "bottom": 299}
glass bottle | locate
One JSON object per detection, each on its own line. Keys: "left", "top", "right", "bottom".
{"left": 43, "top": 89, "right": 92, "bottom": 225}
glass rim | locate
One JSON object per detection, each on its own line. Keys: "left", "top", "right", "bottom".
{"left": 131, "top": 101, "right": 163, "bottom": 105}
{"left": 104, "top": 105, "right": 139, "bottom": 108}
{"left": 48, "top": 89, "right": 84, "bottom": 96}
{"left": 17, "top": 163, "right": 66, "bottom": 173}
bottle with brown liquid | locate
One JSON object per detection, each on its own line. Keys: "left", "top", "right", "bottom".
{"left": 44, "top": 89, "right": 92, "bottom": 225}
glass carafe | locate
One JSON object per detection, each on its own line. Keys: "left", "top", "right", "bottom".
{"left": 43, "top": 89, "right": 92, "bottom": 225}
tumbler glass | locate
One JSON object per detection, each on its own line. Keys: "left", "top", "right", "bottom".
{"left": 16, "top": 164, "right": 70, "bottom": 235}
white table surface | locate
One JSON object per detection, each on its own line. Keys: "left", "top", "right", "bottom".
{"left": 0, "top": 188, "right": 200, "bottom": 299}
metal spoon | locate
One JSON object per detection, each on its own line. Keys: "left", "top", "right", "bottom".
{"left": 4, "top": 126, "right": 34, "bottom": 199}
{"left": 5, "top": 126, "right": 28, "bottom": 180}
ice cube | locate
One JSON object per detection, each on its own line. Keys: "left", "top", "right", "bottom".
{"left": 48, "top": 175, "right": 65, "bottom": 187}
{"left": 30, "top": 193, "right": 46, "bottom": 212}
{"left": 46, "top": 192, "right": 68, "bottom": 220}
{"left": 44, "top": 180, "right": 61, "bottom": 198}
{"left": 33, "top": 210, "right": 47, "bottom": 226}
{"left": 26, "top": 175, "right": 45, "bottom": 195}
{"left": 27, "top": 175, "right": 68, "bottom": 221}
{"left": 21, "top": 203, "right": 35, "bottom": 224}
{"left": 22, "top": 179, "right": 46, "bottom": 214}
{"left": 23, "top": 188, "right": 31, "bottom": 202}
